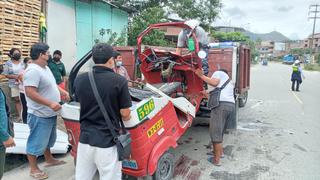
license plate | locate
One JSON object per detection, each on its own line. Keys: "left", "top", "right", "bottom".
{"left": 137, "top": 99, "right": 155, "bottom": 121}
{"left": 122, "top": 159, "right": 138, "bottom": 169}
{"left": 147, "top": 118, "right": 164, "bottom": 138}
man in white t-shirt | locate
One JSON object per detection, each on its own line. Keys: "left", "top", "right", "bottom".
{"left": 195, "top": 68, "right": 235, "bottom": 166}
{"left": 24, "top": 43, "right": 69, "bottom": 179}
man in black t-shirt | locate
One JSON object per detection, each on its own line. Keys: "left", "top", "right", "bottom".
{"left": 74, "top": 43, "right": 132, "bottom": 180}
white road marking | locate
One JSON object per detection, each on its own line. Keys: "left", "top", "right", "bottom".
{"left": 291, "top": 91, "right": 303, "bottom": 105}
{"left": 291, "top": 91, "right": 305, "bottom": 115}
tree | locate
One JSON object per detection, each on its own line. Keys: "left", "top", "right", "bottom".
{"left": 127, "top": 7, "right": 168, "bottom": 46}
{"left": 211, "top": 31, "right": 259, "bottom": 62}
{"left": 255, "top": 38, "right": 262, "bottom": 46}
{"left": 168, "top": 0, "right": 221, "bottom": 31}
{"left": 94, "top": 28, "right": 127, "bottom": 46}
{"left": 211, "top": 31, "right": 249, "bottom": 42}
{"left": 110, "top": 0, "right": 168, "bottom": 12}
{"left": 290, "top": 48, "right": 312, "bottom": 56}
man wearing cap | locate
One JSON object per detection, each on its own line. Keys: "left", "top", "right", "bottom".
{"left": 291, "top": 60, "right": 305, "bottom": 91}
{"left": 176, "top": 20, "right": 210, "bottom": 75}
{"left": 74, "top": 43, "right": 132, "bottom": 180}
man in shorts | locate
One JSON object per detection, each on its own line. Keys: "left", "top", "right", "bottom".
{"left": 24, "top": 43, "right": 69, "bottom": 179}
{"left": 195, "top": 68, "right": 235, "bottom": 166}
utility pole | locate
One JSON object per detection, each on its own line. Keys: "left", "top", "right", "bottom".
{"left": 308, "top": 4, "right": 320, "bottom": 63}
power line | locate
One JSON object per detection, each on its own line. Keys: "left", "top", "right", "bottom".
{"left": 308, "top": 4, "right": 320, "bottom": 50}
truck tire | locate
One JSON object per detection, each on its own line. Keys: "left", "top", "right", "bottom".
{"left": 153, "top": 151, "right": 174, "bottom": 180}
{"left": 238, "top": 91, "right": 248, "bottom": 108}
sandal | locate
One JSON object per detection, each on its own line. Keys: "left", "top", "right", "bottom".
{"left": 207, "top": 156, "right": 222, "bottom": 166}
{"left": 44, "top": 160, "right": 67, "bottom": 167}
{"left": 30, "top": 171, "right": 49, "bottom": 180}
{"left": 206, "top": 152, "right": 225, "bottom": 158}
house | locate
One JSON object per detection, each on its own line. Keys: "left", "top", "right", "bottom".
{"left": 47, "top": 0, "right": 129, "bottom": 72}
{"left": 258, "top": 41, "right": 274, "bottom": 59}
{"left": 258, "top": 41, "right": 290, "bottom": 58}
{"left": 286, "top": 40, "right": 304, "bottom": 50}
{"left": 304, "top": 33, "right": 320, "bottom": 51}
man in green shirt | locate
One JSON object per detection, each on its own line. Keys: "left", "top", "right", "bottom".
{"left": 48, "top": 50, "right": 66, "bottom": 90}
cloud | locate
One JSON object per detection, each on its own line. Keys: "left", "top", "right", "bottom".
{"left": 274, "top": 5, "right": 293, "bottom": 12}
{"left": 224, "top": 7, "right": 247, "bottom": 19}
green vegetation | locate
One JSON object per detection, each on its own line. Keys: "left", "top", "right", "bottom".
{"left": 94, "top": 28, "right": 127, "bottom": 46}
{"left": 211, "top": 31, "right": 249, "bottom": 42}
{"left": 127, "top": 7, "right": 169, "bottom": 46}
{"left": 211, "top": 31, "right": 260, "bottom": 63}
{"left": 290, "top": 48, "right": 312, "bottom": 56}
{"left": 168, "top": 0, "right": 221, "bottom": 32}
{"left": 315, "top": 53, "right": 320, "bottom": 64}
{"left": 304, "top": 63, "right": 320, "bottom": 71}
{"left": 110, "top": 0, "right": 222, "bottom": 46}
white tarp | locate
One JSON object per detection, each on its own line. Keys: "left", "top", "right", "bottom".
{"left": 6, "top": 123, "right": 69, "bottom": 155}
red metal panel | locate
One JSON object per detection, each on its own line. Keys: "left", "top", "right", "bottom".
{"left": 238, "top": 46, "right": 251, "bottom": 94}
{"left": 207, "top": 48, "right": 233, "bottom": 77}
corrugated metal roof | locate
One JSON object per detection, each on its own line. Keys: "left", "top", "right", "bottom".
{"left": 98, "top": 0, "right": 135, "bottom": 13}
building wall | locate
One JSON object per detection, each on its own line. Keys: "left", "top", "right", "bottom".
{"left": 47, "top": 0, "right": 77, "bottom": 74}
{"left": 47, "top": 0, "right": 128, "bottom": 73}
{"left": 304, "top": 33, "right": 320, "bottom": 49}
{"left": 75, "top": 1, "right": 128, "bottom": 59}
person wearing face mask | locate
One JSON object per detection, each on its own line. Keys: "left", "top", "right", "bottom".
{"left": 114, "top": 52, "right": 130, "bottom": 81}
{"left": 74, "top": 43, "right": 132, "bottom": 180}
{"left": 24, "top": 43, "right": 69, "bottom": 179}
{"left": 48, "top": 50, "right": 67, "bottom": 90}
{"left": 2, "top": 48, "right": 25, "bottom": 121}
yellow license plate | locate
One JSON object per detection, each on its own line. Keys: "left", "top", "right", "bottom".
{"left": 147, "top": 118, "right": 164, "bottom": 138}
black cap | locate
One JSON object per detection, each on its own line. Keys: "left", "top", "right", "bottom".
{"left": 92, "top": 43, "right": 117, "bottom": 64}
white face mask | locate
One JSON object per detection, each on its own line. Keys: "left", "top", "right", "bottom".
{"left": 116, "top": 61, "right": 123, "bottom": 67}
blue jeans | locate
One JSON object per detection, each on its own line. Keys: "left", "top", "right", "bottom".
{"left": 26, "top": 113, "right": 57, "bottom": 156}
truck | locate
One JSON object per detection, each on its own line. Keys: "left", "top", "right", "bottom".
{"left": 61, "top": 22, "right": 251, "bottom": 179}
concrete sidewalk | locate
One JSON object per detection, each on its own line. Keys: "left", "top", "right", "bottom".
{"left": 3, "top": 154, "right": 75, "bottom": 180}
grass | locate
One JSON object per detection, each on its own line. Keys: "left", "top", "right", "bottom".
{"left": 270, "top": 58, "right": 282, "bottom": 62}
{"left": 304, "top": 63, "right": 320, "bottom": 71}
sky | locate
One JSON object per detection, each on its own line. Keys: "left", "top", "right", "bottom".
{"left": 214, "top": 0, "right": 320, "bottom": 40}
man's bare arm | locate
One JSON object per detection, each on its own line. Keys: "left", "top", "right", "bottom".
{"left": 25, "top": 86, "right": 61, "bottom": 111}
{"left": 194, "top": 69, "right": 220, "bottom": 87}
{"left": 176, "top": 48, "right": 182, "bottom": 55}
{"left": 120, "top": 108, "right": 131, "bottom": 121}
{"left": 199, "top": 75, "right": 220, "bottom": 87}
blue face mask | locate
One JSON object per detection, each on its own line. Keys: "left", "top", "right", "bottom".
{"left": 116, "top": 61, "right": 122, "bottom": 67}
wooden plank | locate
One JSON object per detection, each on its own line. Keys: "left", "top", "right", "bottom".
{"left": 0, "top": 0, "right": 41, "bottom": 64}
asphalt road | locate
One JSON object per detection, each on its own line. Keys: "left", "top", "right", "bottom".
{"left": 3, "top": 62, "right": 320, "bottom": 180}
{"left": 172, "top": 62, "right": 320, "bottom": 180}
